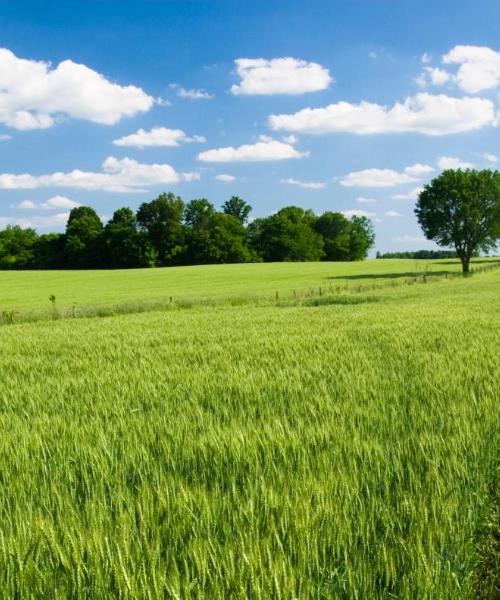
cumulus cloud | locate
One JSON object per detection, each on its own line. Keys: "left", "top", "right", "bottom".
{"left": 113, "top": 127, "right": 205, "bottom": 148}
{"left": 10, "top": 195, "right": 80, "bottom": 211}
{"left": 0, "top": 157, "right": 198, "bottom": 192}
{"left": 357, "top": 197, "right": 376, "bottom": 204}
{"left": 215, "top": 174, "right": 236, "bottom": 182}
{"left": 0, "top": 212, "right": 70, "bottom": 230}
{"left": 342, "top": 209, "right": 376, "bottom": 218}
{"left": 281, "top": 177, "right": 325, "bottom": 189}
{"left": 392, "top": 187, "right": 424, "bottom": 201}
{"left": 386, "top": 210, "right": 403, "bottom": 217}
{"left": 340, "top": 168, "right": 418, "bottom": 188}
{"left": 443, "top": 45, "right": 500, "bottom": 93}
{"left": 415, "top": 67, "right": 451, "bottom": 88}
{"left": 231, "top": 57, "right": 332, "bottom": 95}
{"left": 0, "top": 48, "right": 153, "bottom": 130}
{"left": 198, "top": 135, "right": 308, "bottom": 162}
{"left": 268, "top": 93, "right": 495, "bottom": 136}
{"left": 437, "top": 156, "right": 475, "bottom": 170}
{"left": 483, "top": 152, "right": 498, "bottom": 163}
{"left": 175, "top": 86, "right": 214, "bottom": 100}
{"left": 404, "top": 163, "right": 434, "bottom": 176}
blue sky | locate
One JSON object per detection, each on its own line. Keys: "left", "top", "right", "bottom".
{"left": 0, "top": 0, "right": 499, "bottom": 252}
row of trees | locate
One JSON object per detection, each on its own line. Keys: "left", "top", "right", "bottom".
{"left": 0, "top": 194, "right": 375, "bottom": 269}
{"left": 375, "top": 250, "right": 460, "bottom": 259}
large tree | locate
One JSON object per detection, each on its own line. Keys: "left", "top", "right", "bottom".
{"left": 415, "top": 169, "right": 500, "bottom": 273}
{"left": 248, "top": 206, "right": 324, "bottom": 262}
{"left": 64, "top": 206, "right": 103, "bottom": 268}
{"left": 103, "top": 207, "right": 156, "bottom": 268}
{"left": 136, "top": 192, "right": 186, "bottom": 266}
{"left": 0, "top": 225, "right": 38, "bottom": 269}
{"left": 222, "top": 196, "right": 252, "bottom": 224}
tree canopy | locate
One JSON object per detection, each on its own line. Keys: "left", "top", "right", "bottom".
{"left": 0, "top": 194, "right": 376, "bottom": 269}
{"left": 415, "top": 169, "right": 500, "bottom": 273}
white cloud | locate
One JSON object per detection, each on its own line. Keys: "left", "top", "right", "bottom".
{"left": 421, "top": 53, "right": 432, "bottom": 64}
{"left": 404, "top": 163, "right": 434, "bottom": 176}
{"left": 483, "top": 152, "right": 498, "bottom": 163}
{"left": 443, "top": 45, "right": 500, "bottom": 93}
{"left": 281, "top": 177, "right": 325, "bottom": 189}
{"left": 357, "top": 197, "right": 376, "bottom": 204}
{"left": 415, "top": 67, "right": 451, "bottom": 87}
{"left": 231, "top": 57, "right": 332, "bottom": 95}
{"left": 113, "top": 127, "right": 205, "bottom": 148}
{"left": 11, "top": 196, "right": 80, "bottom": 210}
{"left": 215, "top": 174, "right": 236, "bottom": 182}
{"left": 176, "top": 86, "right": 214, "bottom": 100}
{"left": 0, "top": 48, "right": 153, "bottom": 130}
{"left": 40, "top": 195, "right": 80, "bottom": 210}
{"left": 0, "top": 212, "right": 70, "bottom": 230}
{"left": 340, "top": 168, "right": 418, "bottom": 188}
{"left": 198, "top": 135, "right": 308, "bottom": 162}
{"left": 342, "top": 209, "right": 376, "bottom": 218}
{"left": 392, "top": 187, "right": 424, "bottom": 201}
{"left": 392, "top": 235, "right": 434, "bottom": 246}
{"left": 368, "top": 52, "right": 377, "bottom": 60}
{"left": 0, "top": 156, "right": 198, "bottom": 192}
{"left": 269, "top": 93, "right": 495, "bottom": 136}
{"left": 12, "top": 200, "right": 37, "bottom": 209}
{"left": 0, "top": 134, "right": 11, "bottom": 140}
{"left": 437, "top": 156, "right": 475, "bottom": 170}
{"left": 386, "top": 210, "right": 403, "bottom": 217}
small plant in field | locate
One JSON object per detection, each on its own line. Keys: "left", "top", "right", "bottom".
{"left": 49, "top": 294, "right": 56, "bottom": 305}
{"left": 0, "top": 310, "right": 17, "bottom": 324}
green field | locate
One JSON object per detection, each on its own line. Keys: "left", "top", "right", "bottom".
{"left": 1, "top": 262, "right": 499, "bottom": 598}
{"left": 0, "top": 258, "right": 492, "bottom": 312}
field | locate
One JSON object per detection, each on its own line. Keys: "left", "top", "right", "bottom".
{"left": 1, "top": 261, "right": 499, "bottom": 598}
{"left": 0, "top": 258, "right": 487, "bottom": 313}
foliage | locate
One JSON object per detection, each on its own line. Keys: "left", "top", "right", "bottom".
{"left": 222, "top": 196, "right": 252, "bottom": 224}
{"left": 136, "top": 192, "right": 186, "bottom": 266}
{"left": 64, "top": 206, "right": 104, "bottom": 268}
{"left": 415, "top": 169, "right": 500, "bottom": 273}
{"left": 0, "top": 268, "right": 498, "bottom": 597}
{"left": 0, "top": 195, "right": 376, "bottom": 270}
{"left": 248, "top": 206, "right": 325, "bottom": 261}
{"left": 0, "top": 225, "right": 38, "bottom": 269}
{"left": 103, "top": 208, "right": 156, "bottom": 268}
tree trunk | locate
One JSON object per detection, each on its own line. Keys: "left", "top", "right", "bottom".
{"left": 460, "top": 254, "right": 470, "bottom": 274}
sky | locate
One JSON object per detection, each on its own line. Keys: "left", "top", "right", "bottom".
{"left": 0, "top": 0, "right": 499, "bottom": 253}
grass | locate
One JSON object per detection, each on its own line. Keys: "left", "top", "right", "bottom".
{"left": 1, "top": 257, "right": 497, "bottom": 312}
{"left": 0, "top": 262, "right": 498, "bottom": 597}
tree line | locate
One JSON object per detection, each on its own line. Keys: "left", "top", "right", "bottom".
{"left": 0, "top": 194, "right": 375, "bottom": 269}
{"left": 375, "top": 250, "right": 461, "bottom": 259}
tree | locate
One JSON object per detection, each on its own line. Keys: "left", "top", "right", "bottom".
{"left": 32, "top": 233, "right": 65, "bottom": 268}
{"left": 0, "top": 225, "right": 38, "bottom": 269}
{"left": 103, "top": 207, "right": 156, "bottom": 268}
{"left": 248, "top": 206, "right": 324, "bottom": 262}
{"left": 64, "top": 206, "right": 104, "bottom": 268}
{"left": 348, "top": 216, "right": 375, "bottom": 260}
{"left": 314, "top": 212, "right": 352, "bottom": 260}
{"left": 185, "top": 212, "right": 257, "bottom": 264}
{"left": 222, "top": 196, "right": 252, "bottom": 224}
{"left": 415, "top": 169, "right": 500, "bottom": 273}
{"left": 136, "top": 193, "right": 186, "bottom": 266}
{"left": 184, "top": 199, "right": 215, "bottom": 229}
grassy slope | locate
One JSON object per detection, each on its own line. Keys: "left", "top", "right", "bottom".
{"left": 1, "top": 257, "right": 494, "bottom": 311}
{"left": 0, "top": 269, "right": 498, "bottom": 597}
